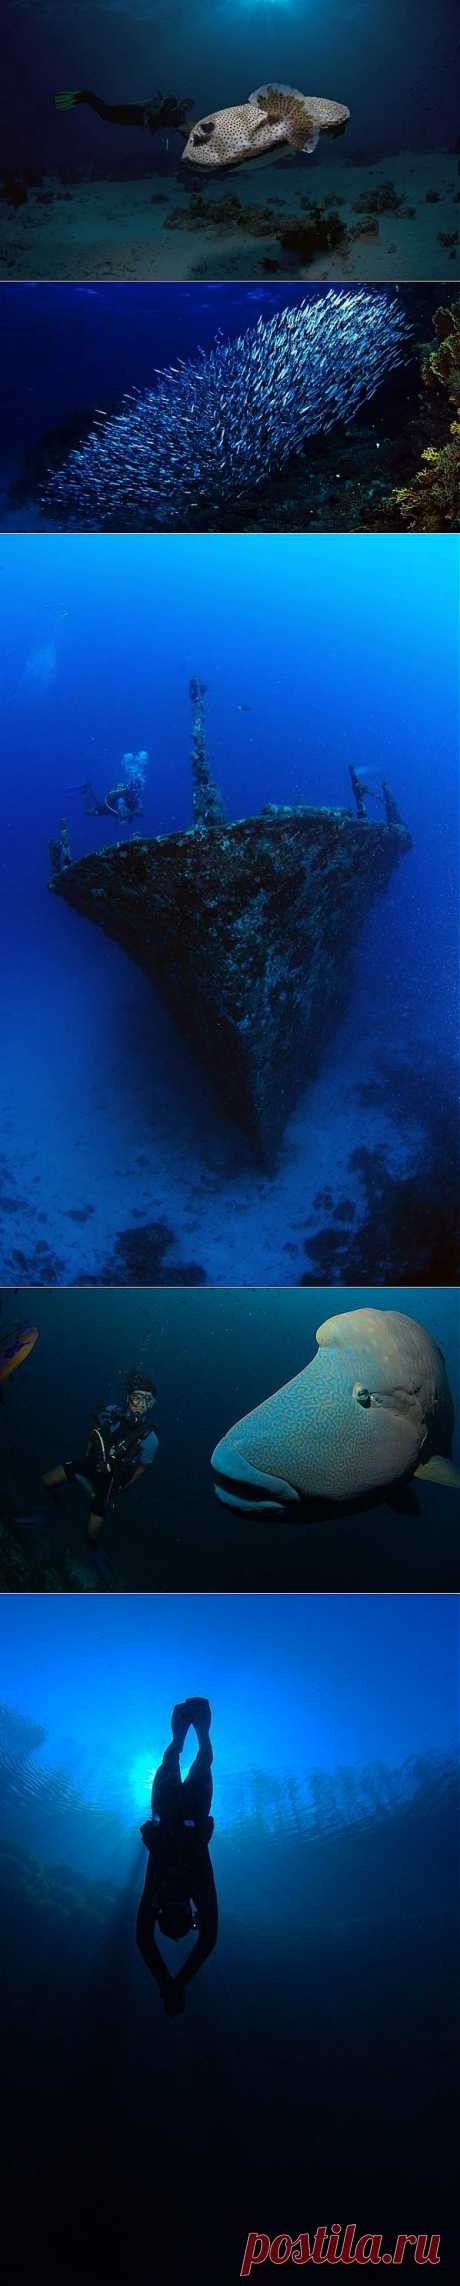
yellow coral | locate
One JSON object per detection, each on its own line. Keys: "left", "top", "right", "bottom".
{"left": 389, "top": 302, "right": 460, "bottom": 532}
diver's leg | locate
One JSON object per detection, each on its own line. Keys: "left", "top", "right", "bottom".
{"left": 136, "top": 1857, "right": 170, "bottom": 1996}
{"left": 54, "top": 91, "right": 147, "bottom": 127}
{"left": 86, "top": 1467, "right": 112, "bottom": 1544}
{"left": 87, "top": 1508, "right": 106, "bottom": 1544}
{"left": 151, "top": 1740, "right": 182, "bottom": 1819}
{"left": 181, "top": 1708, "right": 213, "bottom": 1823}
{"left": 150, "top": 1703, "right": 191, "bottom": 1819}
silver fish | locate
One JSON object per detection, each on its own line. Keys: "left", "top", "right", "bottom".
{"left": 182, "top": 82, "right": 350, "bottom": 172}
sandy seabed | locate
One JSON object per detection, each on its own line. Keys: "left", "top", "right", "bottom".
{"left": 0, "top": 151, "right": 458, "bottom": 282}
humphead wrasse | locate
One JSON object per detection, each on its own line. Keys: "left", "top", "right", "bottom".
{"left": 211, "top": 1309, "right": 460, "bottom": 1512}
{"left": 0, "top": 1323, "right": 38, "bottom": 1397}
{"left": 182, "top": 84, "right": 350, "bottom": 173}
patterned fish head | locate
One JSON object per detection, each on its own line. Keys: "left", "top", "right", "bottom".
{"left": 182, "top": 101, "right": 284, "bottom": 171}
{"left": 211, "top": 1309, "right": 453, "bottom": 1511}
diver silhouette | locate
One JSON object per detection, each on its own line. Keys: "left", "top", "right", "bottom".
{"left": 137, "top": 1698, "right": 218, "bottom": 2016}
{"left": 54, "top": 89, "right": 193, "bottom": 140}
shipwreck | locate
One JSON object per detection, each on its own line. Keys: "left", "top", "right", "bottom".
{"left": 50, "top": 680, "right": 411, "bottom": 1165}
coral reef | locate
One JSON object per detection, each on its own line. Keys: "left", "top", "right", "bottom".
{"left": 390, "top": 302, "right": 460, "bottom": 532}
{"left": 0, "top": 1514, "right": 86, "bottom": 1593}
{"left": 42, "top": 291, "right": 410, "bottom": 531}
{"left": 50, "top": 685, "right": 411, "bottom": 1165}
{"left": 277, "top": 212, "right": 347, "bottom": 261}
{"left": 352, "top": 181, "right": 414, "bottom": 217}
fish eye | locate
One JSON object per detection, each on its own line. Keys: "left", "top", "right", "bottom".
{"left": 192, "top": 119, "right": 215, "bottom": 143}
{"left": 354, "top": 1385, "right": 371, "bottom": 1408}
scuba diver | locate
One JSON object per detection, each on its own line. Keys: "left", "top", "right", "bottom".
{"left": 81, "top": 776, "right": 144, "bottom": 822}
{"left": 349, "top": 764, "right": 403, "bottom": 826}
{"left": 137, "top": 1698, "right": 218, "bottom": 2016}
{"left": 54, "top": 88, "right": 193, "bottom": 144}
{"left": 42, "top": 1369, "right": 158, "bottom": 1545}
{"left": 69, "top": 750, "right": 149, "bottom": 827}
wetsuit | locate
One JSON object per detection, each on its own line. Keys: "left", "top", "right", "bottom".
{"left": 137, "top": 1734, "right": 218, "bottom": 2004}
{"left": 82, "top": 781, "right": 143, "bottom": 821}
{"left": 64, "top": 1408, "right": 158, "bottom": 1525}
{"left": 63, "top": 91, "right": 191, "bottom": 137}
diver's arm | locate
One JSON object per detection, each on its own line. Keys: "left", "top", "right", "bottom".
{"left": 137, "top": 1917, "right": 174, "bottom": 1998}
{"left": 175, "top": 1863, "right": 218, "bottom": 1992}
{"left": 136, "top": 1860, "right": 173, "bottom": 1998}
{"left": 120, "top": 1432, "right": 159, "bottom": 1490}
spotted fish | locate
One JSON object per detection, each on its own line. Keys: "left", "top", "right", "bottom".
{"left": 211, "top": 1309, "right": 460, "bottom": 1512}
{"left": 182, "top": 83, "right": 350, "bottom": 173}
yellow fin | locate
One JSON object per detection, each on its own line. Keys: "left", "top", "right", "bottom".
{"left": 414, "top": 1455, "right": 460, "bottom": 1489}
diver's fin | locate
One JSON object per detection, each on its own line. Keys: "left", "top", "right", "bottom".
{"left": 414, "top": 1455, "right": 460, "bottom": 1489}
{"left": 90, "top": 1545, "right": 113, "bottom": 1583}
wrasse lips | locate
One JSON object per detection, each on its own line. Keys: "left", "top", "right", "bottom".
{"left": 211, "top": 1440, "right": 301, "bottom": 1513}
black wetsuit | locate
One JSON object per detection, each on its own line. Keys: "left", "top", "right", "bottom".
{"left": 137, "top": 1736, "right": 218, "bottom": 2002}
{"left": 82, "top": 782, "right": 143, "bottom": 821}
{"left": 71, "top": 91, "right": 191, "bottom": 137}
{"left": 64, "top": 1409, "right": 156, "bottom": 1523}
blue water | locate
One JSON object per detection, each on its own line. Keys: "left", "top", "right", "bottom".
{"left": 1, "top": 1284, "right": 459, "bottom": 1589}
{"left": 2, "top": 0, "right": 459, "bottom": 174}
{"left": 0, "top": 1588, "right": 458, "bottom": 2282}
{"left": 1, "top": 532, "right": 458, "bottom": 1287}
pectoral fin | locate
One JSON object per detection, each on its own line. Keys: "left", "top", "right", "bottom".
{"left": 414, "top": 1455, "right": 460, "bottom": 1489}
{"left": 286, "top": 121, "right": 319, "bottom": 153}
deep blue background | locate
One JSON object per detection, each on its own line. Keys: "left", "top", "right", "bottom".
{"left": 1, "top": 1587, "right": 458, "bottom": 1834}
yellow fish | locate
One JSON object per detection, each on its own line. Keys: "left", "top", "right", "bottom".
{"left": 182, "top": 83, "right": 350, "bottom": 173}
{"left": 0, "top": 1322, "right": 38, "bottom": 1393}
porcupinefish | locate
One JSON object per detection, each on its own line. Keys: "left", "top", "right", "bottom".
{"left": 182, "top": 83, "right": 350, "bottom": 173}
{"left": 211, "top": 1308, "right": 460, "bottom": 1512}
